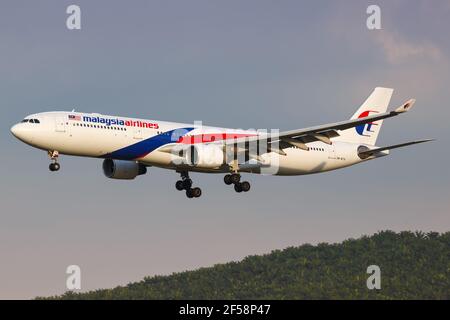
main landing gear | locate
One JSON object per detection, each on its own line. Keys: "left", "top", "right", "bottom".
{"left": 175, "top": 171, "right": 202, "bottom": 198}
{"left": 224, "top": 173, "right": 251, "bottom": 193}
{"left": 48, "top": 150, "right": 60, "bottom": 172}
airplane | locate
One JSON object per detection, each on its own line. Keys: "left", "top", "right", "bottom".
{"left": 10, "top": 87, "right": 432, "bottom": 198}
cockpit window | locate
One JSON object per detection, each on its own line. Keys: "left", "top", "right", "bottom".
{"left": 22, "top": 119, "right": 40, "bottom": 124}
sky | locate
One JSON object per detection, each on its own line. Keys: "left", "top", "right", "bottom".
{"left": 0, "top": 0, "right": 449, "bottom": 299}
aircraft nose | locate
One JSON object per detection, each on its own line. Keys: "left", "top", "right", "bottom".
{"left": 10, "top": 123, "right": 29, "bottom": 142}
{"left": 10, "top": 124, "right": 20, "bottom": 137}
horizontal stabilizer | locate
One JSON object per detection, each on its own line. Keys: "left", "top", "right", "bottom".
{"left": 358, "top": 139, "right": 434, "bottom": 159}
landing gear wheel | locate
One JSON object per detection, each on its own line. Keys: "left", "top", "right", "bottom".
{"left": 230, "top": 173, "right": 241, "bottom": 184}
{"left": 182, "top": 178, "right": 193, "bottom": 189}
{"left": 186, "top": 189, "right": 194, "bottom": 198}
{"left": 175, "top": 180, "right": 184, "bottom": 191}
{"left": 48, "top": 150, "right": 60, "bottom": 172}
{"left": 241, "top": 181, "right": 251, "bottom": 192}
{"left": 49, "top": 162, "right": 60, "bottom": 172}
{"left": 192, "top": 187, "right": 202, "bottom": 198}
{"left": 177, "top": 172, "right": 202, "bottom": 198}
{"left": 224, "top": 174, "right": 233, "bottom": 185}
{"left": 234, "top": 183, "right": 243, "bottom": 193}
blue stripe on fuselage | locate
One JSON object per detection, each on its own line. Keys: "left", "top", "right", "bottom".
{"left": 103, "top": 127, "right": 194, "bottom": 160}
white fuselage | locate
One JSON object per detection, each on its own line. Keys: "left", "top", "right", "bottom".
{"left": 11, "top": 111, "right": 381, "bottom": 176}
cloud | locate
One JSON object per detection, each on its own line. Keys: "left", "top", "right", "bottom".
{"left": 374, "top": 30, "right": 443, "bottom": 64}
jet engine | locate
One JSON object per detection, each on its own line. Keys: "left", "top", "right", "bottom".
{"left": 102, "top": 159, "right": 147, "bottom": 180}
{"left": 185, "top": 144, "right": 225, "bottom": 169}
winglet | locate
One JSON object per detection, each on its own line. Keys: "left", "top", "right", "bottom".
{"left": 394, "top": 99, "right": 415, "bottom": 113}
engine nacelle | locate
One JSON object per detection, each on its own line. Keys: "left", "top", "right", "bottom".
{"left": 102, "top": 159, "right": 147, "bottom": 180}
{"left": 185, "top": 144, "right": 225, "bottom": 169}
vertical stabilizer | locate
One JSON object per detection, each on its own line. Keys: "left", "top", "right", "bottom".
{"left": 335, "top": 87, "right": 393, "bottom": 145}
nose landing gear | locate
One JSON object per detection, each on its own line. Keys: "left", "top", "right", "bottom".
{"left": 224, "top": 174, "right": 251, "bottom": 193}
{"left": 175, "top": 171, "right": 202, "bottom": 198}
{"left": 48, "top": 151, "right": 60, "bottom": 172}
{"left": 49, "top": 162, "right": 60, "bottom": 172}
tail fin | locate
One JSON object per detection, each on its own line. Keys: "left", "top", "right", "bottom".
{"left": 335, "top": 87, "right": 394, "bottom": 145}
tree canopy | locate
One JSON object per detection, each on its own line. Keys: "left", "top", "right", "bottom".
{"left": 44, "top": 231, "right": 449, "bottom": 300}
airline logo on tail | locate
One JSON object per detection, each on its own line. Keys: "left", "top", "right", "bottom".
{"left": 355, "top": 110, "right": 379, "bottom": 136}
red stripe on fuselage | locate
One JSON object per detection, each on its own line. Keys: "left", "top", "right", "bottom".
{"left": 177, "top": 133, "right": 257, "bottom": 144}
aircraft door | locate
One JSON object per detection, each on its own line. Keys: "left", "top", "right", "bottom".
{"left": 55, "top": 117, "right": 66, "bottom": 132}
{"left": 327, "top": 143, "right": 336, "bottom": 160}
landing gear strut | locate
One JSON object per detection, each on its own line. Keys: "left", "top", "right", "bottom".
{"left": 224, "top": 173, "right": 251, "bottom": 193}
{"left": 48, "top": 150, "right": 60, "bottom": 172}
{"left": 175, "top": 171, "right": 202, "bottom": 198}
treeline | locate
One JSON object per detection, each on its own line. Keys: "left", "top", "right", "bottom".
{"left": 44, "top": 231, "right": 449, "bottom": 299}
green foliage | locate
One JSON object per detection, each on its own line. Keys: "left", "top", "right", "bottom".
{"left": 43, "top": 231, "right": 450, "bottom": 300}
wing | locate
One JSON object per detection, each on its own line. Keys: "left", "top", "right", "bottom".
{"left": 230, "top": 99, "right": 416, "bottom": 153}
{"left": 157, "top": 99, "right": 416, "bottom": 158}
